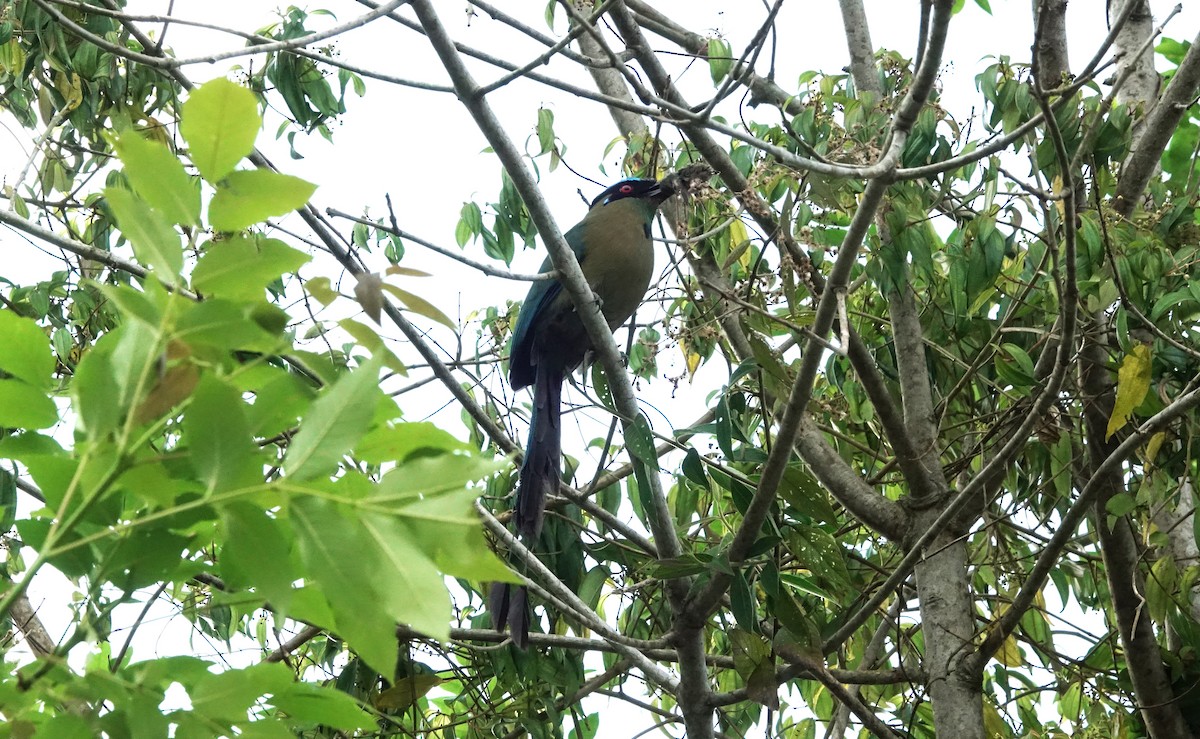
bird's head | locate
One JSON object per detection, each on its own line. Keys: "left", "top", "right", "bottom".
{"left": 589, "top": 177, "right": 676, "bottom": 210}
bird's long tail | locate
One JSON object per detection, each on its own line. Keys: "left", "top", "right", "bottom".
{"left": 491, "top": 360, "right": 563, "bottom": 648}
{"left": 514, "top": 360, "right": 562, "bottom": 539}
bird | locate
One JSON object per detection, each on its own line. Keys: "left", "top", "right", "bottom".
{"left": 491, "top": 176, "right": 677, "bottom": 647}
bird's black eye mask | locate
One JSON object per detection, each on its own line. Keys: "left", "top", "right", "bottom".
{"left": 591, "top": 179, "right": 658, "bottom": 208}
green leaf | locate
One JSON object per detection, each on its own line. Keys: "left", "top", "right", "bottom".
{"left": 375, "top": 458, "right": 516, "bottom": 583}
{"left": 336, "top": 318, "right": 408, "bottom": 376}
{"left": 104, "top": 187, "right": 183, "bottom": 283}
{"left": 1146, "top": 555, "right": 1178, "bottom": 626}
{"left": 536, "top": 107, "right": 555, "bottom": 155}
{"left": 0, "top": 467, "right": 15, "bottom": 534}
{"left": 356, "top": 421, "right": 469, "bottom": 465}
{"left": 1107, "top": 343, "right": 1152, "bottom": 440}
{"left": 730, "top": 570, "right": 757, "bottom": 631}
{"left": 290, "top": 496, "right": 408, "bottom": 676}
{"left": 0, "top": 311, "right": 54, "bottom": 388}
{"left": 219, "top": 503, "right": 295, "bottom": 610}
{"left": 357, "top": 512, "right": 451, "bottom": 636}
{"left": 208, "top": 169, "right": 317, "bottom": 232}
{"left": 778, "top": 572, "right": 835, "bottom": 602}
{"left": 193, "top": 236, "right": 311, "bottom": 301}
{"left": 271, "top": 681, "right": 375, "bottom": 731}
{"left": 176, "top": 299, "right": 281, "bottom": 353}
{"left": 185, "top": 375, "right": 259, "bottom": 494}
{"left": 1104, "top": 492, "right": 1136, "bottom": 517}
{"left": 283, "top": 353, "right": 384, "bottom": 481}
{"left": 0, "top": 378, "right": 57, "bottom": 429}
{"left": 180, "top": 78, "right": 261, "bottom": 183}
{"left": 72, "top": 328, "right": 121, "bottom": 439}
{"left": 190, "top": 662, "right": 292, "bottom": 724}
{"left": 625, "top": 413, "right": 658, "bottom": 466}
{"left": 96, "top": 283, "right": 160, "bottom": 326}
{"left": 113, "top": 131, "right": 200, "bottom": 226}
{"left": 730, "top": 629, "right": 778, "bottom": 709}
{"left": 708, "top": 38, "right": 733, "bottom": 85}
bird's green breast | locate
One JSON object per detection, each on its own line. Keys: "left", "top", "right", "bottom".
{"left": 575, "top": 198, "right": 656, "bottom": 330}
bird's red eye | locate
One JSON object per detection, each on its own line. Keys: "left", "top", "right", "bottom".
{"left": 620, "top": 184, "right": 634, "bottom": 193}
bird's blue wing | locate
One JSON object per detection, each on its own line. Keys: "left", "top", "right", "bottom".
{"left": 508, "top": 222, "right": 589, "bottom": 390}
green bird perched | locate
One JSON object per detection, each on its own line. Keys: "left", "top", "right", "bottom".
{"left": 491, "top": 176, "right": 677, "bottom": 648}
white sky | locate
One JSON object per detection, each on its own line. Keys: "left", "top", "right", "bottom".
{"left": 4, "top": 0, "right": 1198, "bottom": 736}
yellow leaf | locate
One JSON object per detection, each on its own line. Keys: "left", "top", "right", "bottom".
{"left": 1144, "top": 431, "right": 1166, "bottom": 465}
{"left": 983, "top": 700, "right": 1012, "bottom": 738}
{"left": 1106, "top": 343, "right": 1152, "bottom": 440}
{"left": 385, "top": 265, "right": 430, "bottom": 278}
{"left": 374, "top": 674, "right": 442, "bottom": 711}
{"left": 337, "top": 318, "right": 408, "bottom": 376}
{"left": 380, "top": 283, "right": 455, "bottom": 330}
{"left": 729, "top": 218, "right": 751, "bottom": 269}
{"left": 56, "top": 71, "right": 83, "bottom": 113}
{"left": 305, "top": 276, "right": 339, "bottom": 307}
{"left": 995, "top": 633, "right": 1023, "bottom": 667}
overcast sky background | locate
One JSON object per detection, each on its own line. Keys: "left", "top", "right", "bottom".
{"left": 3, "top": 0, "right": 1199, "bottom": 735}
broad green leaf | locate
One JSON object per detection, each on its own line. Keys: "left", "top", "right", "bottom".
{"left": 385, "top": 265, "right": 430, "bottom": 278}
{"left": 778, "top": 466, "right": 838, "bottom": 524}
{"left": 1106, "top": 343, "right": 1152, "bottom": 439}
{"left": 356, "top": 422, "right": 469, "bottom": 465}
{"left": 239, "top": 367, "right": 314, "bottom": 439}
{"left": 72, "top": 327, "right": 123, "bottom": 439}
{"left": 114, "top": 131, "right": 200, "bottom": 226}
{"left": 96, "top": 283, "right": 160, "bottom": 326}
{"left": 190, "top": 663, "right": 292, "bottom": 724}
{"left": 180, "top": 78, "right": 261, "bottom": 182}
{"left": 185, "top": 375, "right": 258, "bottom": 493}
{"left": 105, "top": 187, "right": 183, "bottom": 283}
{"left": 109, "top": 321, "right": 166, "bottom": 418}
{"left": 378, "top": 465, "right": 516, "bottom": 583}
{"left": 779, "top": 572, "right": 835, "bottom": 602}
{"left": 208, "top": 169, "right": 317, "bottom": 232}
{"left": 283, "top": 353, "right": 383, "bottom": 481}
{"left": 374, "top": 453, "right": 504, "bottom": 502}
{"left": 357, "top": 513, "right": 451, "bottom": 638}
{"left": 290, "top": 496, "right": 406, "bottom": 677}
{"left": 730, "top": 629, "right": 778, "bottom": 708}
{"left": 625, "top": 413, "right": 658, "bottom": 466}
{"left": 219, "top": 503, "right": 295, "bottom": 610}
{"left": 271, "top": 681, "right": 375, "bottom": 731}
{"left": 0, "top": 379, "right": 56, "bottom": 429}
{"left": 0, "top": 311, "right": 54, "bottom": 388}
{"left": 176, "top": 299, "right": 282, "bottom": 353}
{"left": 192, "top": 236, "right": 311, "bottom": 301}
{"left": 1104, "top": 491, "right": 1136, "bottom": 517}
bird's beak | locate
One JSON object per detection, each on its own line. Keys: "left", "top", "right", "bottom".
{"left": 648, "top": 175, "right": 679, "bottom": 203}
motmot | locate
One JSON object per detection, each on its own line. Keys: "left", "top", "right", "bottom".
{"left": 492, "top": 176, "right": 677, "bottom": 647}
